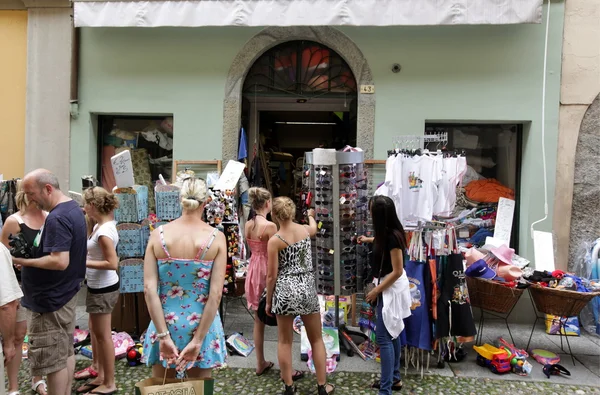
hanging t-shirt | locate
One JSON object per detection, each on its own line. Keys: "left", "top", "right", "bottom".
{"left": 400, "top": 156, "right": 441, "bottom": 225}
{"left": 433, "top": 157, "right": 457, "bottom": 216}
{"left": 433, "top": 156, "right": 468, "bottom": 216}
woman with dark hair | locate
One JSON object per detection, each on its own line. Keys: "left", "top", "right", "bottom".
{"left": 359, "top": 195, "right": 411, "bottom": 395}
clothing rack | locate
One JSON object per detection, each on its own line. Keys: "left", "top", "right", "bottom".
{"left": 390, "top": 132, "right": 448, "bottom": 153}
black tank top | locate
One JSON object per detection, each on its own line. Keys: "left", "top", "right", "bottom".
{"left": 12, "top": 214, "right": 41, "bottom": 282}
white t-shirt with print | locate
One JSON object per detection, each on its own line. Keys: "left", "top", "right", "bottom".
{"left": 0, "top": 243, "right": 24, "bottom": 355}
{"left": 400, "top": 155, "right": 442, "bottom": 225}
{"left": 86, "top": 221, "right": 119, "bottom": 289}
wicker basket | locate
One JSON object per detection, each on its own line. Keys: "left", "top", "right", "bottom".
{"left": 528, "top": 285, "right": 600, "bottom": 317}
{"left": 466, "top": 277, "right": 525, "bottom": 314}
{"left": 119, "top": 258, "right": 144, "bottom": 294}
{"left": 155, "top": 185, "right": 181, "bottom": 220}
{"left": 114, "top": 188, "right": 138, "bottom": 223}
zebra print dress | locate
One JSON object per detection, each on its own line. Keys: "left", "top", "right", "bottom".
{"left": 271, "top": 234, "right": 320, "bottom": 316}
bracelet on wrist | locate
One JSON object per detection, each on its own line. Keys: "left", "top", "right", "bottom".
{"left": 156, "top": 331, "right": 170, "bottom": 339}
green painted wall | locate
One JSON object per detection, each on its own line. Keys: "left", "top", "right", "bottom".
{"left": 71, "top": 1, "right": 564, "bottom": 263}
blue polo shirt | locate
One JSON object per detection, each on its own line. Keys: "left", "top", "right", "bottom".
{"left": 21, "top": 200, "right": 87, "bottom": 313}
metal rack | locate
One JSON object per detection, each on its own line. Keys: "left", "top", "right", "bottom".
{"left": 391, "top": 132, "right": 448, "bottom": 151}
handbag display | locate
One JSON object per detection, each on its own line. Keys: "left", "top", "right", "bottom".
{"left": 364, "top": 252, "right": 384, "bottom": 307}
{"left": 257, "top": 290, "right": 278, "bottom": 327}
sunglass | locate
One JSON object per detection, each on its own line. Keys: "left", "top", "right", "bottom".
{"left": 315, "top": 166, "right": 331, "bottom": 172}
{"left": 341, "top": 285, "right": 356, "bottom": 291}
{"left": 342, "top": 246, "right": 356, "bottom": 253}
{"left": 316, "top": 207, "right": 330, "bottom": 215}
{"left": 315, "top": 200, "right": 333, "bottom": 205}
{"left": 316, "top": 232, "right": 331, "bottom": 238}
{"left": 316, "top": 179, "right": 332, "bottom": 186}
{"left": 340, "top": 259, "right": 357, "bottom": 265}
{"left": 342, "top": 238, "right": 356, "bottom": 246}
{"left": 340, "top": 226, "right": 355, "bottom": 232}
{"left": 315, "top": 186, "right": 331, "bottom": 191}
{"left": 317, "top": 283, "right": 334, "bottom": 292}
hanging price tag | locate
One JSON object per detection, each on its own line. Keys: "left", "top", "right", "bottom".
{"left": 329, "top": 249, "right": 334, "bottom": 255}
{"left": 339, "top": 196, "right": 347, "bottom": 204}
{"left": 320, "top": 170, "right": 326, "bottom": 176}
{"left": 318, "top": 221, "right": 323, "bottom": 229}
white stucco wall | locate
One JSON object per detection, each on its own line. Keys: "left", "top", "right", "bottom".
{"left": 554, "top": 0, "right": 600, "bottom": 270}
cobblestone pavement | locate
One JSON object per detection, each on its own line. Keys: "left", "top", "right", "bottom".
{"left": 10, "top": 360, "right": 600, "bottom": 395}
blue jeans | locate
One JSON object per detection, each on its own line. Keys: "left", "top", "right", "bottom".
{"left": 376, "top": 296, "right": 401, "bottom": 395}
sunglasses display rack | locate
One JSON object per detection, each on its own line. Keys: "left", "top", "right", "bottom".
{"left": 307, "top": 150, "right": 366, "bottom": 299}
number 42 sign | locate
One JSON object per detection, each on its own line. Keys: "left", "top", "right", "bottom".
{"left": 360, "top": 85, "right": 375, "bottom": 94}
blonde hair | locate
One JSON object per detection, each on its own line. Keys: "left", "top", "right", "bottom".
{"left": 272, "top": 197, "right": 295, "bottom": 223}
{"left": 248, "top": 187, "right": 271, "bottom": 211}
{"left": 83, "top": 186, "right": 119, "bottom": 215}
{"left": 180, "top": 178, "right": 208, "bottom": 211}
{"left": 14, "top": 179, "right": 28, "bottom": 212}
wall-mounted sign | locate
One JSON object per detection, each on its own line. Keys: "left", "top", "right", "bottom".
{"left": 360, "top": 85, "right": 375, "bottom": 94}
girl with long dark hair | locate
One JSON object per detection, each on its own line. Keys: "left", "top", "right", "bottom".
{"left": 360, "top": 195, "right": 412, "bottom": 395}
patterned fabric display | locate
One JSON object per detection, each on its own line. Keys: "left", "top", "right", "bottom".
{"left": 155, "top": 185, "right": 181, "bottom": 220}
{"left": 117, "top": 223, "right": 143, "bottom": 258}
{"left": 119, "top": 258, "right": 144, "bottom": 293}
{"left": 134, "top": 185, "right": 149, "bottom": 221}
{"left": 114, "top": 188, "right": 138, "bottom": 223}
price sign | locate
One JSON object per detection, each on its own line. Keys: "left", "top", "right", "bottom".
{"left": 360, "top": 85, "right": 375, "bottom": 94}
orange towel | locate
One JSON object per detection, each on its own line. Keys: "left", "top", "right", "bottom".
{"left": 464, "top": 179, "right": 514, "bottom": 203}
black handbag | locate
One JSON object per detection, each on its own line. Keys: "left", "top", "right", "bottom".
{"left": 364, "top": 253, "right": 384, "bottom": 307}
{"left": 257, "top": 291, "right": 278, "bottom": 327}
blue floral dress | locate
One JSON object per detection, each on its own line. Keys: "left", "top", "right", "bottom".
{"left": 143, "top": 226, "right": 226, "bottom": 369}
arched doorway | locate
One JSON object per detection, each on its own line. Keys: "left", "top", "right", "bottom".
{"left": 241, "top": 40, "right": 358, "bottom": 197}
{"left": 221, "top": 26, "right": 375, "bottom": 165}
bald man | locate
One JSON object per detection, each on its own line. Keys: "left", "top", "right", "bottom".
{"left": 12, "top": 169, "right": 87, "bottom": 395}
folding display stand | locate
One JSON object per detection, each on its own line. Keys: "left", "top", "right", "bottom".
{"left": 307, "top": 149, "right": 368, "bottom": 359}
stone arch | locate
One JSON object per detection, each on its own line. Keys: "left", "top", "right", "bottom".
{"left": 568, "top": 92, "right": 600, "bottom": 269}
{"left": 222, "top": 26, "right": 375, "bottom": 161}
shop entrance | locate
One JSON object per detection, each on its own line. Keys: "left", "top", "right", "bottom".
{"left": 241, "top": 40, "right": 358, "bottom": 201}
{"left": 252, "top": 108, "right": 356, "bottom": 199}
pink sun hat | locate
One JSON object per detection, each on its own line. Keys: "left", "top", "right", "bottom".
{"left": 465, "top": 248, "right": 486, "bottom": 266}
{"left": 490, "top": 245, "right": 523, "bottom": 281}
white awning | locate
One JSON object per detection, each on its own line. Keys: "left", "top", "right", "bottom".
{"left": 73, "top": 0, "right": 543, "bottom": 28}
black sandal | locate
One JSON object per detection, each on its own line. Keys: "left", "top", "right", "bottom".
{"left": 371, "top": 380, "right": 403, "bottom": 391}
{"left": 292, "top": 370, "right": 305, "bottom": 381}
{"left": 317, "top": 383, "right": 335, "bottom": 395}
{"left": 282, "top": 384, "right": 296, "bottom": 395}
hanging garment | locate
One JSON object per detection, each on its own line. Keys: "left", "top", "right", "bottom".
{"left": 436, "top": 254, "right": 477, "bottom": 339}
{"left": 403, "top": 260, "right": 432, "bottom": 350}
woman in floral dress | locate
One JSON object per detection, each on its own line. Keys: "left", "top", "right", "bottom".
{"left": 143, "top": 177, "right": 227, "bottom": 378}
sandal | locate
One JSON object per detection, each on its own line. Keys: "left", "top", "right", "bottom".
{"left": 256, "top": 361, "right": 274, "bottom": 376}
{"left": 291, "top": 370, "right": 305, "bottom": 381}
{"left": 317, "top": 383, "right": 335, "bottom": 395}
{"left": 282, "top": 384, "right": 296, "bottom": 395}
{"left": 74, "top": 366, "right": 98, "bottom": 380}
{"left": 32, "top": 380, "right": 47, "bottom": 395}
{"left": 76, "top": 382, "right": 100, "bottom": 394}
{"left": 371, "top": 380, "right": 403, "bottom": 391}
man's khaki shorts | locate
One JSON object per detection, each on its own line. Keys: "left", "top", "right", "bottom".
{"left": 16, "top": 301, "right": 28, "bottom": 323}
{"left": 26, "top": 295, "right": 77, "bottom": 377}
